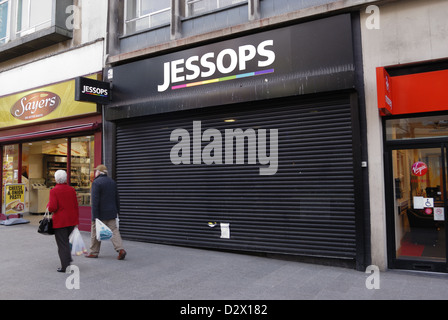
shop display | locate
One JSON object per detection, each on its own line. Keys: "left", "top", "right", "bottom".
{"left": 44, "top": 156, "right": 67, "bottom": 187}
{"left": 71, "top": 156, "right": 92, "bottom": 206}
{"left": 29, "top": 178, "right": 50, "bottom": 214}
{"left": 1, "top": 137, "right": 95, "bottom": 216}
{"left": 44, "top": 155, "right": 92, "bottom": 206}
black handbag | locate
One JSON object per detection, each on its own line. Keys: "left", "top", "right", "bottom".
{"left": 38, "top": 210, "right": 54, "bottom": 235}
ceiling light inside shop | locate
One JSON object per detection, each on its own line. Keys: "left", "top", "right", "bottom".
{"left": 224, "top": 119, "right": 236, "bottom": 123}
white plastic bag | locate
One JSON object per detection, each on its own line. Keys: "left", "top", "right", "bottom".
{"left": 96, "top": 218, "right": 113, "bottom": 241}
{"left": 69, "top": 227, "right": 87, "bottom": 256}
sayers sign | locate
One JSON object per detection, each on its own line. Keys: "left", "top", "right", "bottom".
{"left": 11, "top": 91, "right": 61, "bottom": 121}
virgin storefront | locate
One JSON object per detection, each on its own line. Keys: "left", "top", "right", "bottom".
{"left": 378, "top": 62, "right": 448, "bottom": 272}
{"left": 0, "top": 74, "right": 103, "bottom": 231}
{"left": 106, "top": 14, "right": 369, "bottom": 269}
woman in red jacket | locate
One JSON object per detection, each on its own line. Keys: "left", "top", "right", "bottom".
{"left": 47, "top": 170, "right": 79, "bottom": 273}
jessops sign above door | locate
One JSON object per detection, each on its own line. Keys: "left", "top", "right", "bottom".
{"left": 106, "top": 14, "right": 355, "bottom": 120}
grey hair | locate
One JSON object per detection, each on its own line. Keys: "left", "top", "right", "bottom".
{"left": 54, "top": 170, "right": 67, "bottom": 184}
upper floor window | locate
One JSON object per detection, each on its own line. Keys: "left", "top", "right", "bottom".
{"left": 16, "top": 0, "right": 52, "bottom": 36}
{"left": 185, "top": 0, "right": 246, "bottom": 17}
{"left": 0, "top": 0, "right": 9, "bottom": 44}
{"left": 0, "top": 0, "right": 73, "bottom": 62}
{"left": 125, "top": 0, "right": 170, "bottom": 35}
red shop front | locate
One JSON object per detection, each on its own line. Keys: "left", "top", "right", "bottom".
{"left": 0, "top": 76, "right": 103, "bottom": 231}
{"left": 378, "top": 61, "right": 448, "bottom": 272}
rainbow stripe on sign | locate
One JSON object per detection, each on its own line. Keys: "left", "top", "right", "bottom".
{"left": 171, "top": 69, "right": 274, "bottom": 90}
{"left": 84, "top": 92, "right": 108, "bottom": 97}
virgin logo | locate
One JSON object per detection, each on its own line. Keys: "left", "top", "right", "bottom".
{"left": 11, "top": 91, "right": 61, "bottom": 121}
{"left": 412, "top": 161, "right": 428, "bottom": 176}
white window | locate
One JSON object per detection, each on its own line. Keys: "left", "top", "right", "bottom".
{"left": 185, "top": 0, "right": 246, "bottom": 17}
{"left": 125, "top": 0, "right": 171, "bottom": 35}
{"left": 0, "top": 0, "right": 9, "bottom": 44}
{"left": 16, "top": 0, "right": 52, "bottom": 36}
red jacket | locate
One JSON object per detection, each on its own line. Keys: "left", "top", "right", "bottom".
{"left": 47, "top": 184, "right": 79, "bottom": 228}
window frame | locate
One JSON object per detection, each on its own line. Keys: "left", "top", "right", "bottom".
{"left": 185, "top": 0, "right": 247, "bottom": 17}
{"left": 0, "top": 0, "right": 73, "bottom": 62}
{"left": 0, "top": 0, "right": 10, "bottom": 44}
{"left": 124, "top": 0, "right": 171, "bottom": 35}
{"left": 16, "top": 0, "right": 53, "bottom": 37}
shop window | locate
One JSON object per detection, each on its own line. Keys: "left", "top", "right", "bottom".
{"left": 1, "top": 135, "right": 96, "bottom": 215}
{"left": 1, "top": 144, "right": 19, "bottom": 214}
{"left": 185, "top": 0, "right": 246, "bottom": 17}
{"left": 70, "top": 136, "right": 94, "bottom": 206}
{"left": 16, "top": 0, "right": 52, "bottom": 37}
{"left": 386, "top": 115, "right": 448, "bottom": 141}
{"left": 0, "top": 0, "right": 72, "bottom": 62}
{"left": 125, "top": 0, "right": 171, "bottom": 35}
{"left": 0, "top": 0, "right": 9, "bottom": 44}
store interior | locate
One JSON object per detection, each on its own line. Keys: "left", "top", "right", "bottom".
{"left": 2, "top": 135, "right": 95, "bottom": 224}
{"left": 385, "top": 116, "right": 448, "bottom": 262}
{"left": 393, "top": 148, "right": 446, "bottom": 261}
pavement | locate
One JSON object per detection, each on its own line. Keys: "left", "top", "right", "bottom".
{"left": 2, "top": 220, "right": 448, "bottom": 304}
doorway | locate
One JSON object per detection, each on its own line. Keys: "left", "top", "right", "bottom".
{"left": 385, "top": 115, "right": 448, "bottom": 272}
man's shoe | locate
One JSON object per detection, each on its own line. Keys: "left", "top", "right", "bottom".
{"left": 85, "top": 254, "right": 98, "bottom": 258}
{"left": 117, "top": 249, "right": 127, "bottom": 260}
{"left": 57, "top": 267, "right": 66, "bottom": 273}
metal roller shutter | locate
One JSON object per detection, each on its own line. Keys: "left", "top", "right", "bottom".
{"left": 115, "top": 95, "right": 357, "bottom": 259}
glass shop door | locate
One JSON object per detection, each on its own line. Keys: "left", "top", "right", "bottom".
{"left": 388, "top": 145, "right": 447, "bottom": 272}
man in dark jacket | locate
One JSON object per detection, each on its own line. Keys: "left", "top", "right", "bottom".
{"left": 86, "top": 164, "right": 126, "bottom": 260}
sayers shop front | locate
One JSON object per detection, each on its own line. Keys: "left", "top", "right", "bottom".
{"left": 0, "top": 75, "right": 103, "bottom": 231}
{"left": 106, "top": 14, "right": 368, "bottom": 269}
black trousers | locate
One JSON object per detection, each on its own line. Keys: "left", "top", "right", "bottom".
{"left": 54, "top": 226, "right": 75, "bottom": 269}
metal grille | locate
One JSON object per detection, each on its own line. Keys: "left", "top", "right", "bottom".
{"left": 115, "top": 96, "right": 357, "bottom": 259}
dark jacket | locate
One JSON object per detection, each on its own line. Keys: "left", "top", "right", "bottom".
{"left": 91, "top": 174, "right": 120, "bottom": 221}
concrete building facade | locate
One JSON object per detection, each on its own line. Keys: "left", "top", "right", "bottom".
{"left": 361, "top": 0, "right": 448, "bottom": 272}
